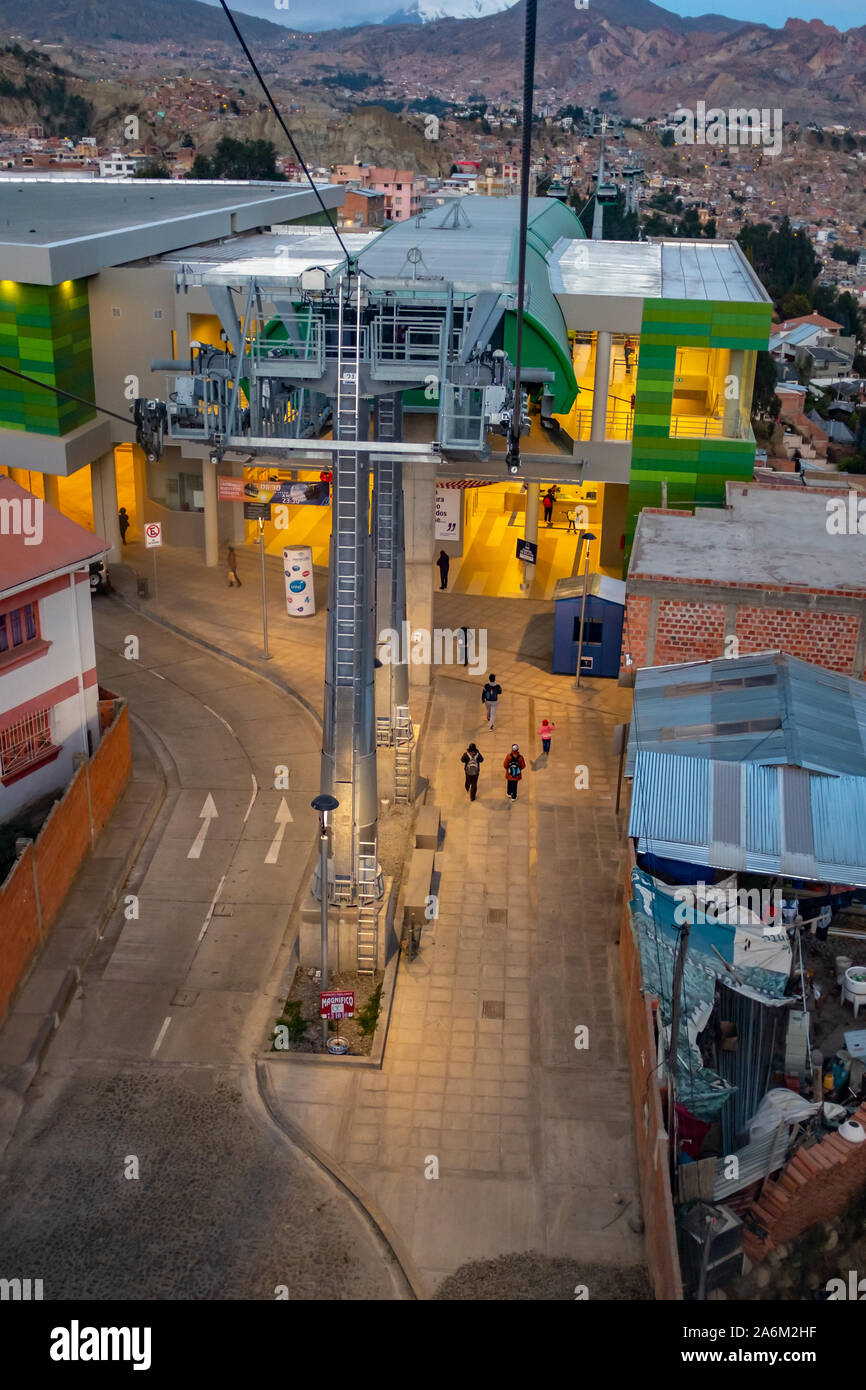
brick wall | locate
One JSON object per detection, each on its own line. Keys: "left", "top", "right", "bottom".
{"left": 0, "top": 700, "right": 131, "bottom": 1023}
{"left": 619, "top": 845, "right": 683, "bottom": 1300}
{"left": 625, "top": 588, "right": 865, "bottom": 677}
{"left": 742, "top": 1103, "right": 866, "bottom": 1262}
{"left": 0, "top": 842, "right": 40, "bottom": 1025}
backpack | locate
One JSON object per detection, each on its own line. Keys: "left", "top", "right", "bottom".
{"left": 507, "top": 757, "right": 521, "bottom": 779}
{"left": 465, "top": 752, "right": 480, "bottom": 776}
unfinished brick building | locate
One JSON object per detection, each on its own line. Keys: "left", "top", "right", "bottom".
{"left": 624, "top": 482, "right": 866, "bottom": 677}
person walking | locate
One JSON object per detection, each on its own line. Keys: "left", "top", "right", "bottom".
{"left": 542, "top": 488, "right": 555, "bottom": 528}
{"left": 624, "top": 337, "right": 635, "bottom": 375}
{"left": 118, "top": 507, "right": 130, "bottom": 545}
{"left": 503, "top": 743, "right": 526, "bottom": 800}
{"left": 538, "top": 718, "right": 555, "bottom": 754}
{"left": 461, "top": 743, "right": 483, "bottom": 800}
{"left": 481, "top": 673, "right": 502, "bottom": 730}
{"left": 227, "top": 544, "right": 242, "bottom": 587}
{"left": 436, "top": 549, "right": 450, "bottom": 590}
{"left": 566, "top": 507, "right": 578, "bottom": 534}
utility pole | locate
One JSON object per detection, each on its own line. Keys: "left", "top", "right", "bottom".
{"left": 573, "top": 531, "right": 596, "bottom": 689}
{"left": 258, "top": 517, "right": 270, "bottom": 660}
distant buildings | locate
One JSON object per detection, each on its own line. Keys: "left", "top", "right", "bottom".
{"left": 333, "top": 165, "right": 426, "bottom": 222}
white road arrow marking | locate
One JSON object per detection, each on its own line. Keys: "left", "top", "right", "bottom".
{"left": 265, "top": 798, "right": 293, "bottom": 865}
{"left": 187, "top": 793, "right": 218, "bottom": 860}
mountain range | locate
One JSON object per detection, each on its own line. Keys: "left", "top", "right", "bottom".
{"left": 0, "top": 0, "right": 863, "bottom": 122}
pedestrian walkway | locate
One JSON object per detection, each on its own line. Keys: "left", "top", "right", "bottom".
{"left": 0, "top": 721, "right": 164, "bottom": 1158}
{"left": 109, "top": 537, "right": 644, "bottom": 1295}
{"left": 262, "top": 663, "right": 643, "bottom": 1295}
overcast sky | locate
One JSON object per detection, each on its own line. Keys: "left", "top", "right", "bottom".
{"left": 209, "top": 0, "right": 864, "bottom": 31}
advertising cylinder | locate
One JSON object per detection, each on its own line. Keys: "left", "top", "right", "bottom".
{"left": 283, "top": 546, "right": 315, "bottom": 617}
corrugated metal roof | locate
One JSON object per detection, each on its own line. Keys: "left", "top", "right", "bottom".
{"left": 660, "top": 241, "right": 770, "bottom": 303}
{"left": 553, "top": 573, "right": 626, "bottom": 604}
{"left": 713, "top": 1124, "right": 792, "bottom": 1201}
{"left": 629, "top": 749, "right": 866, "bottom": 886}
{"left": 626, "top": 652, "right": 866, "bottom": 778}
{"left": 549, "top": 237, "right": 770, "bottom": 303}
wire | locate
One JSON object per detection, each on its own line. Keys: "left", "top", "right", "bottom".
{"left": 0, "top": 363, "right": 133, "bottom": 426}
{"left": 216, "top": 0, "right": 352, "bottom": 265}
{"left": 507, "top": 0, "right": 537, "bottom": 467}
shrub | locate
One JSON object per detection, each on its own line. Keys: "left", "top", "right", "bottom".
{"left": 357, "top": 984, "right": 382, "bottom": 1038}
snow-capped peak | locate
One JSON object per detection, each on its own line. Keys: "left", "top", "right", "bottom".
{"left": 384, "top": 0, "right": 516, "bottom": 24}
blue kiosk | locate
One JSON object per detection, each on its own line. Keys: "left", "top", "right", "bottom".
{"left": 552, "top": 574, "right": 626, "bottom": 677}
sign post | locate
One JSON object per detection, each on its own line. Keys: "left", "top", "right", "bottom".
{"left": 319, "top": 991, "right": 355, "bottom": 1022}
{"left": 144, "top": 521, "right": 162, "bottom": 600}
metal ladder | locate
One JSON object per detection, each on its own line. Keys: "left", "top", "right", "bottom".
{"left": 356, "top": 841, "right": 379, "bottom": 975}
{"left": 333, "top": 281, "right": 363, "bottom": 689}
{"left": 394, "top": 704, "right": 414, "bottom": 804}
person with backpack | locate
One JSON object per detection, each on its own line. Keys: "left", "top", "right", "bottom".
{"left": 503, "top": 743, "right": 526, "bottom": 800}
{"left": 481, "top": 674, "right": 502, "bottom": 730}
{"left": 538, "top": 718, "right": 555, "bottom": 754}
{"left": 461, "top": 743, "right": 484, "bottom": 800}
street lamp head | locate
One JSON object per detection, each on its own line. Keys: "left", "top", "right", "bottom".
{"left": 312, "top": 793, "right": 339, "bottom": 830}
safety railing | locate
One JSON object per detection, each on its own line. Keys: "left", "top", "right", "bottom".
{"left": 370, "top": 315, "right": 445, "bottom": 381}
{"left": 249, "top": 313, "right": 325, "bottom": 378}
{"left": 669, "top": 412, "right": 751, "bottom": 441}
{"left": 565, "top": 408, "right": 634, "bottom": 442}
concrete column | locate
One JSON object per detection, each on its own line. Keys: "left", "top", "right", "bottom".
{"left": 202, "top": 458, "right": 219, "bottom": 567}
{"left": 131, "top": 445, "right": 147, "bottom": 541}
{"left": 402, "top": 460, "right": 436, "bottom": 690}
{"left": 590, "top": 331, "right": 612, "bottom": 442}
{"left": 91, "top": 451, "right": 122, "bottom": 561}
{"left": 42, "top": 474, "right": 60, "bottom": 510}
{"left": 521, "top": 483, "right": 539, "bottom": 594}
{"left": 723, "top": 349, "right": 746, "bottom": 438}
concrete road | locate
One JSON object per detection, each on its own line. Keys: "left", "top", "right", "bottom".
{"left": 0, "top": 603, "right": 405, "bottom": 1300}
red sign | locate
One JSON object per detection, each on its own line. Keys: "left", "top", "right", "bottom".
{"left": 320, "top": 991, "right": 355, "bottom": 1020}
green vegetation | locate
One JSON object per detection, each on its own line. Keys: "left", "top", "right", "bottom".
{"left": 356, "top": 984, "right": 382, "bottom": 1038}
{"left": 573, "top": 186, "right": 638, "bottom": 241}
{"left": 323, "top": 71, "right": 381, "bottom": 92}
{"left": 0, "top": 50, "right": 93, "bottom": 139}
{"left": 752, "top": 351, "right": 781, "bottom": 422}
{"left": 133, "top": 159, "right": 170, "bottom": 179}
{"left": 187, "top": 136, "right": 284, "bottom": 181}
{"left": 272, "top": 999, "right": 307, "bottom": 1048}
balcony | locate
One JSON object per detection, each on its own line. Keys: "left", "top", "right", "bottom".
{"left": 370, "top": 315, "right": 445, "bottom": 383}
{"left": 562, "top": 406, "right": 634, "bottom": 443}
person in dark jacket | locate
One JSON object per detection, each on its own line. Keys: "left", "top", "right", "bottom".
{"left": 436, "top": 550, "right": 450, "bottom": 590}
{"left": 503, "top": 743, "right": 526, "bottom": 800}
{"left": 542, "top": 488, "right": 555, "bottom": 528}
{"left": 461, "top": 743, "right": 483, "bottom": 800}
{"left": 481, "top": 674, "right": 502, "bottom": 730}
{"left": 118, "top": 507, "right": 130, "bottom": 544}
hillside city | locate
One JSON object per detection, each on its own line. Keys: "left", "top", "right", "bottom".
{"left": 0, "top": 0, "right": 866, "bottom": 1339}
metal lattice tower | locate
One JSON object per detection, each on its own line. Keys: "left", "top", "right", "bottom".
{"left": 320, "top": 278, "right": 380, "bottom": 903}
{"left": 373, "top": 393, "right": 409, "bottom": 750}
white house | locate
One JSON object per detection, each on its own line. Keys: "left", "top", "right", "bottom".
{"left": 0, "top": 477, "right": 107, "bottom": 818}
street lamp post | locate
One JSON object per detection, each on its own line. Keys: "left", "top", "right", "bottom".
{"left": 312, "top": 793, "right": 339, "bottom": 1049}
{"left": 258, "top": 518, "right": 270, "bottom": 661}
{"left": 573, "top": 532, "right": 597, "bottom": 690}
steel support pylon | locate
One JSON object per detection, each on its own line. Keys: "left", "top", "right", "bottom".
{"left": 372, "top": 393, "right": 410, "bottom": 748}
{"left": 317, "top": 279, "right": 381, "bottom": 905}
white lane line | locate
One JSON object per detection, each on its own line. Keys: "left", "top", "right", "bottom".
{"left": 203, "top": 704, "right": 235, "bottom": 736}
{"left": 151, "top": 1016, "right": 172, "bottom": 1057}
{"left": 198, "top": 873, "right": 226, "bottom": 943}
{"left": 264, "top": 798, "right": 293, "bottom": 865}
{"left": 151, "top": 671, "right": 166, "bottom": 681}
{"left": 243, "top": 773, "right": 259, "bottom": 825}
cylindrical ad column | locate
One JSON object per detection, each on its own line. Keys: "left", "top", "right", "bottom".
{"left": 283, "top": 546, "right": 316, "bottom": 616}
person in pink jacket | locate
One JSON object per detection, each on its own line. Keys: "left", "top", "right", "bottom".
{"left": 538, "top": 719, "right": 555, "bottom": 754}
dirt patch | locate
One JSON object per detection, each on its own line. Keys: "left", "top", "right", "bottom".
{"left": 270, "top": 965, "right": 384, "bottom": 1056}
{"left": 434, "top": 1252, "right": 652, "bottom": 1301}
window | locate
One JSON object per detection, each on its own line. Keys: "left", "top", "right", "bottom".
{"left": 0, "top": 708, "right": 53, "bottom": 780}
{"left": 572, "top": 617, "right": 603, "bottom": 645}
{"left": 0, "top": 602, "right": 37, "bottom": 654}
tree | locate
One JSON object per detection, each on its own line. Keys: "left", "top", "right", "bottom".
{"left": 180, "top": 132, "right": 194, "bottom": 148}
{"left": 661, "top": 129, "right": 675, "bottom": 148}
{"left": 134, "top": 159, "right": 170, "bottom": 179}
{"left": 752, "top": 350, "right": 781, "bottom": 421}
{"left": 703, "top": 217, "right": 717, "bottom": 239}
{"left": 737, "top": 218, "right": 820, "bottom": 304}
{"left": 186, "top": 137, "right": 285, "bottom": 182}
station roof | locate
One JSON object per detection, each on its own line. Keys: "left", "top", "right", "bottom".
{"left": 163, "top": 229, "right": 379, "bottom": 285}
{"left": 628, "top": 485, "right": 866, "bottom": 593}
{"left": 0, "top": 179, "right": 344, "bottom": 284}
{"left": 549, "top": 237, "right": 770, "bottom": 304}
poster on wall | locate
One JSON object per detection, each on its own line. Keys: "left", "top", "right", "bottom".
{"left": 434, "top": 486, "right": 460, "bottom": 540}
{"left": 218, "top": 477, "right": 330, "bottom": 506}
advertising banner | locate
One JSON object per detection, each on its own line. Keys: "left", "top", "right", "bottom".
{"left": 434, "top": 485, "right": 460, "bottom": 540}
{"left": 219, "top": 477, "right": 330, "bottom": 506}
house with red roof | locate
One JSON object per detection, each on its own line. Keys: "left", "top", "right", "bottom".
{"left": 0, "top": 477, "right": 107, "bottom": 817}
